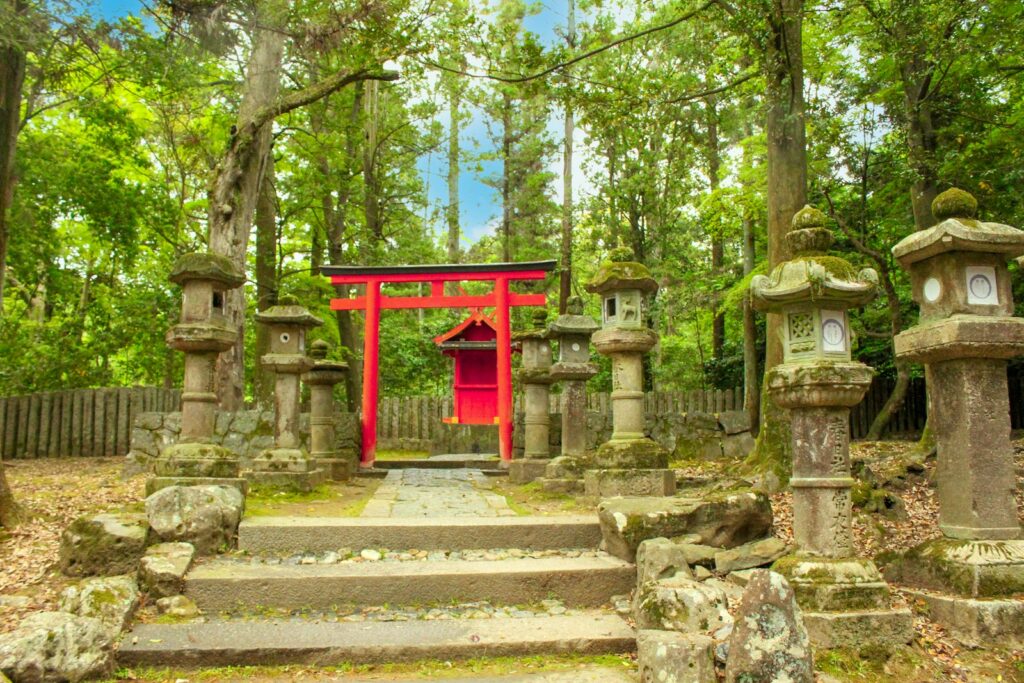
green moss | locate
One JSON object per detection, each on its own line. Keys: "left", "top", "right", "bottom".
{"left": 932, "top": 187, "right": 978, "bottom": 220}
{"left": 793, "top": 255, "right": 860, "bottom": 282}
{"left": 168, "top": 252, "right": 244, "bottom": 287}
{"left": 792, "top": 205, "right": 828, "bottom": 230}
{"left": 585, "top": 260, "right": 657, "bottom": 293}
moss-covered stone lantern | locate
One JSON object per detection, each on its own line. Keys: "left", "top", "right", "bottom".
{"left": 509, "top": 310, "right": 555, "bottom": 484}
{"left": 246, "top": 296, "right": 325, "bottom": 491}
{"left": 884, "top": 188, "right": 1024, "bottom": 645}
{"left": 150, "top": 252, "right": 246, "bottom": 494}
{"left": 303, "top": 340, "right": 351, "bottom": 481}
{"left": 549, "top": 296, "right": 600, "bottom": 459}
{"left": 751, "top": 206, "right": 912, "bottom": 648}
{"left": 582, "top": 245, "right": 673, "bottom": 498}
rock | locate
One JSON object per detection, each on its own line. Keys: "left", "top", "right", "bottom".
{"left": 636, "top": 538, "right": 694, "bottom": 587}
{"left": 727, "top": 569, "right": 756, "bottom": 587}
{"left": 145, "top": 485, "right": 244, "bottom": 555}
{"left": 714, "top": 537, "right": 790, "bottom": 574}
{"left": 58, "top": 513, "right": 149, "bottom": 577}
{"left": 634, "top": 576, "right": 732, "bottom": 634}
{"left": 674, "top": 542, "right": 718, "bottom": 568}
{"left": 138, "top": 542, "right": 195, "bottom": 598}
{"left": 360, "top": 549, "right": 382, "bottom": 561}
{"left": 598, "top": 492, "right": 773, "bottom": 561}
{"left": 693, "top": 566, "right": 713, "bottom": 580}
{"left": 724, "top": 570, "right": 813, "bottom": 683}
{"left": 717, "top": 411, "right": 750, "bottom": 435}
{"left": 0, "top": 612, "right": 114, "bottom": 683}
{"left": 155, "top": 595, "right": 200, "bottom": 618}
{"left": 58, "top": 575, "right": 138, "bottom": 637}
{"left": 637, "top": 629, "right": 716, "bottom": 683}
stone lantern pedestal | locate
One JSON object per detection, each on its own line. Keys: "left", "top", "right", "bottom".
{"left": 884, "top": 189, "right": 1024, "bottom": 645}
{"left": 510, "top": 311, "right": 555, "bottom": 484}
{"left": 149, "top": 253, "right": 247, "bottom": 495}
{"left": 752, "top": 207, "right": 912, "bottom": 648}
{"left": 303, "top": 340, "right": 352, "bottom": 481}
{"left": 536, "top": 297, "right": 599, "bottom": 491}
{"left": 246, "top": 298, "right": 325, "bottom": 492}
{"left": 582, "top": 246, "right": 673, "bottom": 499}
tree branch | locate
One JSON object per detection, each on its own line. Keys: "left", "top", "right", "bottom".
{"left": 253, "top": 68, "right": 399, "bottom": 129}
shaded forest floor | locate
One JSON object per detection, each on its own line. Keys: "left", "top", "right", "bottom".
{"left": 1, "top": 439, "right": 1023, "bottom": 681}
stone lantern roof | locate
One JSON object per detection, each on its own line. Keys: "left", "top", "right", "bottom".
{"left": 169, "top": 252, "right": 245, "bottom": 288}
{"left": 549, "top": 296, "right": 600, "bottom": 337}
{"left": 892, "top": 188, "right": 1024, "bottom": 266}
{"left": 512, "top": 309, "right": 550, "bottom": 341}
{"left": 586, "top": 244, "right": 657, "bottom": 295}
{"left": 751, "top": 206, "right": 878, "bottom": 312}
{"left": 255, "top": 295, "right": 324, "bottom": 329}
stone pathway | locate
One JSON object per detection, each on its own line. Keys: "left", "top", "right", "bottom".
{"left": 361, "top": 468, "right": 515, "bottom": 518}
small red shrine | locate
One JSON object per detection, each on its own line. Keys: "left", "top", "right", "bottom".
{"left": 434, "top": 311, "right": 503, "bottom": 425}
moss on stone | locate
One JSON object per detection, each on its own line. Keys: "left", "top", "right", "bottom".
{"left": 792, "top": 255, "right": 860, "bottom": 282}
{"left": 932, "top": 187, "right": 978, "bottom": 221}
{"left": 585, "top": 260, "right": 657, "bottom": 294}
{"left": 169, "top": 252, "right": 244, "bottom": 287}
{"left": 792, "top": 205, "right": 828, "bottom": 230}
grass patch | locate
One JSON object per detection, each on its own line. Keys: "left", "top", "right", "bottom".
{"left": 244, "top": 479, "right": 381, "bottom": 518}
{"left": 375, "top": 449, "right": 431, "bottom": 461}
{"left": 491, "top": 480, "right": 584, "bottom": 516}
{"left": 108, "top": 653, "right": 635, "bottom": 681}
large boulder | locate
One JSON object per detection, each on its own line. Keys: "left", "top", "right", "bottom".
{"left": 58, "top": 513, "right": 149, "bottom": 577}
{"left": 724, "top": 570, "right": 813, "bottom": 683}
{"left": 138, "top": 542, "right": 195, "bottom": 598}
{"left": 634, "top": 576, "right": 732, "bottom": 634}
{"left": 636, "top": 538, "right": 694, "bottom": 587}
{"left": 598, "top": 492, "right": 773, "bottom": 561}
{"left": 0, "top": 612, "right": 114, "bottom": 683}
{"left": 145, "top": 485, "right": 244, "bottom": 555}
{"left": 713, "top": 537, "right": 790, "bottom": 574}
{"left": 637, "top": 629, "right": 716, "bottom": 683}
{"left": 58, "top": 575, "right": 139, "bottom": 637}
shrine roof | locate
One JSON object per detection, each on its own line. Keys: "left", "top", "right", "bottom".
{"left": 434, "top": 310, "right": 498, "bottom": 345}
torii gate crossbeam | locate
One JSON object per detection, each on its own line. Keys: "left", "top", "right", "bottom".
{"left": 321, "top": 261, "right": 556, "bottom": 467}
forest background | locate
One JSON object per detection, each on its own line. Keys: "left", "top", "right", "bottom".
{"left": 1, "top": 0, "right": 1024, "bottom": 454}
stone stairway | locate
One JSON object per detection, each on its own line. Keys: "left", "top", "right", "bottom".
{"left": 118, "top": 467, "right": 637, "bottom": 669}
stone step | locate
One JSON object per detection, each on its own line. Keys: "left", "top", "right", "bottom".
{"left": 238, "top": 515, "right": 603, "bottom": 553}
{"left": 118, "top": 613, "right": 635, "bottom": 668}
{"left": 185, "top": 555, "right": 635, "bottom": 611}
{"left": 373, "top": 458, "right": 500, "bottom": 469}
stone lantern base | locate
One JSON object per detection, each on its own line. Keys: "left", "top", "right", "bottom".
{"left": 773, "top": 555, "right": 914, "bottom": 649}
{"left": 883, "top": 538, "right": 1024, "bottom": 645}
{"left": 245, "top": 448, "right": 325, "bottom": 493}
{"left": 584, "top": 438, "right": 674, "bottom": 498}
{"left": 509, "top": 459, "right": 551, "bottom": 485}
{"left": 314, "top": 456, "right": 354, "bottom": 482}
{"left": 147, "top": 442, "right": 247, "bottom": 496}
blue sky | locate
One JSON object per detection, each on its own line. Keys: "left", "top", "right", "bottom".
{"left": 94, "top": 0, "right": 575, "bottom": 247}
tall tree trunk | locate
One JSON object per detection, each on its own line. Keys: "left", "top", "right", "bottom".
{"left": 253, "top": 156, "right": 278, "bottom": 408}
{"left": 363, "top": 79, "right": 382, "bottom": 245}
{"left": 209, "top": 0, "right": 287, "bottom": 410}
{"left": 501, "top": 92, "right": 513, "bottom": 262}
{"left": 747, "top": 0, "right": 806, "bottom": 480}
{"left": 742, "top": 193, "right": 759, "bottom": 434}
{"left": 901, "top": 57, "right": 938, "bottom": 231}
{"left": 558, "top": 0, "right": 576, "bottom": 313}
{"left": 706, "top": 101, "right": 724, "bottom": 360}
{"left": 445, "top": 82, "right": 461, "bottom": 293}
{"left": 0, "top": 458, "right": 17, "bottom": 529}
{"left": 0, "top": 0, "right": 27, "bottom": 316}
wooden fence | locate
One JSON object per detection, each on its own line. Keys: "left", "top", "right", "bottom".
{"left": 0, "top": 387, "right": 180, "bottom": 459}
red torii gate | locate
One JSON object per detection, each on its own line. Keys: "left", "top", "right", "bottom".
{"left": 321, "top": 261, "right": 556, "bottom": 467}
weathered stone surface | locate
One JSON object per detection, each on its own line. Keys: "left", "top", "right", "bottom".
{"left": 634, "top": 576, "right": 732, "bottom": 633}
{"left": 0, "top": 612, "right": 114, "bottom": 683}
{"left": 146, "top": 485, "right": 244, "bottom": 555}
{"left": 138, "top": 542, "right": 195, "bottom": 598}
{"left": 598, "top": 492, "right": 773, "bottom": 562}
{"left": 58, "top": 575, "right": 138, "bottom": 637}
{"left": 155, "top": 595, "right": 201, "bottom": 618}
{"left": 905, "top": 589, "right": 1024, "bottom": 647}
{"left": 882, "top": 538, "right": 1024, "bottom": 598}
{"left": 773, "top": 556, "right": 891, "bottom": 612}
{"left": 717, "top": 411, "right": 750, "bottom": 436}
{"left": 635, "top": 538, "right": 694, "bottom": 587}
{"left": 508, "top": 459, "right": 550, "bottom": 484}
{"left": 674, "top": 543, "right": 718, "bottom": 569}
{"left": 59, "top": 513, "right": 148, "bottom": 577}
{"left": 714, "top": 537, "right": 790, "bottom": 574}
{"left": 724, "top": 570, "right": 813, "bottom": 683}
{"left": 584, "top": 469, "right": 675, "bottom": 498}
{"left": 637, "top": 630, "right": 715, "bottom": 683}
{"left": 801, "top": 609, "right": 914, "bottom": 649}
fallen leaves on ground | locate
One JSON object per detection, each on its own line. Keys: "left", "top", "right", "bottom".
{"left": 0, "top": 457, "right": 143, "bottom": 632}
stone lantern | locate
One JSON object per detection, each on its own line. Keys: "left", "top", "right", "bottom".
{"left": 583, "top": 244, "right": 674, "bottom": 498}
{"left": 247, "top": 296, "right": 325, "bottom": 491}
{"left": 885, "top": 188, "right": 1024, "bottom": 644}
{"left": 751, "top": 206, "right": 912, "bottom": 648}
{"left": 510, "top": 310, "right": 555, "bottom": 484}
{"left": 150, "top": 252, "right": 246, "bottom": 494}
{"left": 549, "top": 296, "right": 599, "bottom": 460}
{"left": 303, "top": 340, "right": 351, "bottom": 481}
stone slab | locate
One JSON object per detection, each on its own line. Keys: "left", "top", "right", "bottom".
{"left": 883, "top": 538, "right": 1024, "bottom": 598}
{"left": 584, "top": 469, "right": 675, "bottom": 498}
{"left": 185, "top": 556, "right": 635, "bottom": 610}
{"left": 801, "top": 608, "right": 914, "bottom": 649}
{"left": 509, "top": 459, "right": 551, "bottom": 484}
{"left": 244, "top": 469, "right": 325, "bottom": 493}
{"left": 237, "top": 516, "right": 603, "bottom": 553}
{"left": 636, "top": 630, "right": 715, "bottom": 683}
{"left": 375, "top": 459, "right": 499, "bottom": 469}
{"left": 145, "top": 477, "right": 248, "bottom": 497}
{"left": 906, "top": 589, "right": 1024, "bottom": 647}
{"left": 117, "top": 613, "right": 636, "bottom": 668}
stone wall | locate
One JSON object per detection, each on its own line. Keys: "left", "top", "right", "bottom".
{"left": 128, "top": 410, "right": 360, "bottom": 471}
{"left": 512, "top": 409, "right": 756, "bottom": 461}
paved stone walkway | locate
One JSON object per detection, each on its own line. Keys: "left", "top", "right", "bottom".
{"left": 361, "top": 468, "right": 515, "bottom": 518}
